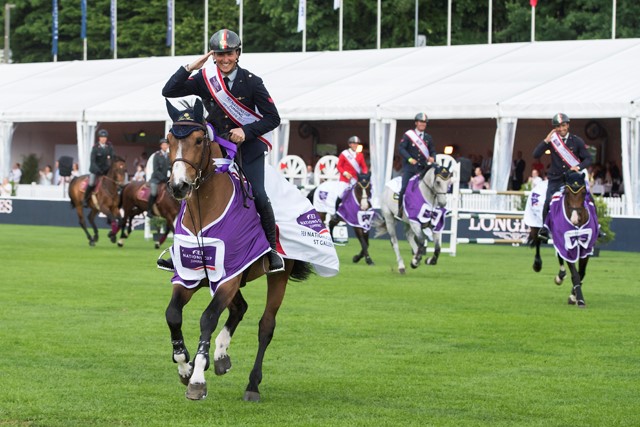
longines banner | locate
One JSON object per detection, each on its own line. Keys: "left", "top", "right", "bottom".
{"left": 0, "top": 199, "right": 638, "bottom": 251}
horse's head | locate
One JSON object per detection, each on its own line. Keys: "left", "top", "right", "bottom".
{"left": 109, "top": 156, "right": 127, "bottom": 186}
{"left": 165, "top": 99, "right": 221, "bottom": 200}
{"left": 355, "top": 172, "right": 372, "bottom": 210}
{"left": 421, "top": 162, "right": 452, "bottom": 208}
{"left": 564, "top": 171, "right": 587, "bottom": 226}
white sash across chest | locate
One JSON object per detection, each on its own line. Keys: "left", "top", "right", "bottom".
{"left": 549, "top": 132, "right": 580, "bottom": 168}
{"left": 406, "top": 130, "right": 430, "bottom": 159}
{"left": 202, "top": 64, "right": 273, "bottom": 149}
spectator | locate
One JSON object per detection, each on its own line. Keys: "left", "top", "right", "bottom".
{"left": 9, "top": 163, "right": 22, "bottom": 184}
{"left": 305, "top": 164, "right": 314, "bottom": 187}
{"left": 70, "top": 163, "right": 80, "bottom": 178}
{"left": 470, "top": 167, "right": 486, "bottom": 190}
{"left": 511, "top": 150, "right": 526, "bottom": 190}
{"left": 132, "top": 164, "right": 146, "bottom": 182}
{"left": 53, "top": 161, "right": 62, "bottom": 185}
{"left": 39, "top": 165, "right": 53, "bottom": 185}
{"left": 527, "top": 168, "right": 543, "bottom": 188}
{"left": 457, "top": 154, "right": 472, "bottom": 189}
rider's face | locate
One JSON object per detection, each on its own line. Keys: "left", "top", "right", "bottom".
{"left": 415, "top": 120, "right": 427, "bottom": 132}
{"left": 214, "top": 51, "right": 239, "bottom": 74}
{"left": 555, "top": 122, "right": 570, "bottom": 137}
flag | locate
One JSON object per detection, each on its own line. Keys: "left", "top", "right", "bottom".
{"left": 530, "top": 0, "right": 538, "bottom": 6}
{"left": 52, "top": 0, "right": 58, "bottom": 56}
{"left": 81, "top": 0, "right": 87, "bottom": 40}
{"left": 297, "top": 0, "right": 306, "bottom": 32}
{"left": 334, "top": 0, "right": 340, "bottom": 9}
{"left": 166, "top": 0, "right": 173, "bottom": 47}
{"left": 110, "top": 0, "right": 116, "bottom": 51}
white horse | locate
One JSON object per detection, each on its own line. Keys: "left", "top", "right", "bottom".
{"left": 374, "top": 162, "right": 452, "bottom": 274}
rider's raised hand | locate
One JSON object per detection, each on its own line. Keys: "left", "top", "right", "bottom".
{"left": 185, "top": 52, "right": 213, "bottom": 73}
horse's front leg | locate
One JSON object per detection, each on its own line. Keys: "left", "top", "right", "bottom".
{"left": 75, "top": 205, "right": 95, "bottom": 245}
{"left": 186, "top": 280, "right": 240, "bottom": 400}
{"left": 362, "top": 229, "right": 374, "bottom": 265}
{"left": 88, "top": 209, "right": 99, "bottom": 243}
{"left": 410, "top": 224, "right": 426, "bottom": 269}
{"left": 385, "top": 215, "right": 406, "bottom": 274}
{"left": 565, "top": 262, "right": 586, "bottom": 308}
{"left": 165, "top": 285, "right": 198, "bottom": 386}
{"left": 426, "top": 231, "right": 441, "bottom": 265}
{"left": 554, "top": 255, "right": 567, "bottom": 285}
{"left": 244, "top": 269, "right": 289, "bottom": 402}
{"left": 106, "top": 211, "right": 120, "bottom": 243}
{"left": 213, "top": 290, "right": 248, "bottom": 376}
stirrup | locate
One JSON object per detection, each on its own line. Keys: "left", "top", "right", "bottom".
{"left": 266, "top": 249, "right": 285, "bottom": 274}
{"left": 157, "top": 248, "right": 175, "bottom": 272}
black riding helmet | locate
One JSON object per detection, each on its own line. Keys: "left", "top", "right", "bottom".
{"left": 209, "top": 29, "right": 242, "bottom": 54}
{"left": 552, "top": 113, "right": 570, "bottom": 127}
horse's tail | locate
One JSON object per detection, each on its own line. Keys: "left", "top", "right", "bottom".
{"left": 289, "top": 260, "right": 313, "bottom": 282}
{"left": 527, "top": 226, "right": 540, "bottom": 248}
{"left": 372, "top": 215, "right": 388, "bottom": 238}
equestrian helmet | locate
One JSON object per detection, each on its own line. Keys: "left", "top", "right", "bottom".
{"left": 159, "top": 138, "right": 168, "bottom": 145}
{"left": 414, "top": 112, "right": 428, "bottom": 122}
{"left": 210, "top": 29, "right": 242, "bottom": 54}
{"left": 97, "top": 129, "right": 109, "bottom": 137}
{"left": 347, "top": 136, "right": 361, "bottom": 145}
{"left": 552, "top": 113, "right": 570, "bottom": 126}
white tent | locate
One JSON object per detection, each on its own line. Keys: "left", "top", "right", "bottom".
{"left": 1, "top": 39, "right": 639, "bottom": 214}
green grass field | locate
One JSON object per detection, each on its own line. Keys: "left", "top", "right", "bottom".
{"left": 1, "top": 224, "right": 639, "bottom": 426}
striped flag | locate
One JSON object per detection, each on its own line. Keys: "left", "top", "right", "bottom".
{"left": 530, "top": 0, "right": 538, "bottom": 6}
{"left": 297, "top": 0, "right": 306, "bottom": 32}
{"left": 52, "top": 0, "right": 58, "bottom": 56}
{"left": 166, "top": 0, "right": 173, "bottom": 47}
{"left": 81, "top": 0, "right": 87, "bottom": 40}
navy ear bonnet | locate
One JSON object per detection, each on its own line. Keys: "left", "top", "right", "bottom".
{"left": 166, "top": 98, "right": 208, "bottom": 139}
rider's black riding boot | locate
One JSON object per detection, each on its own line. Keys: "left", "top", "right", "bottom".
{"left": 257, "top": 201, "right": 285, "bottom": 274}
{"left": 147, "top": 195, "right": 157, "bottom": 218}
{"left": 83, "top": 185, "right": 95, "bottom": 208}
{"left": 538, "top": 204, "right": 550, "bottom": 243}
{"left": 396, "top": 194, "right": 404, "bottom": 219}
{"left": 334, "top": 197, "right": 342, "bottom": 215}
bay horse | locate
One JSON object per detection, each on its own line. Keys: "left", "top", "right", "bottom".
{"left": 163, "top": 99, "right": 314, "bottom": 402}
{"left": 528, "top": 171, "right": 598, "bottom": 308}
{"left": 117, "top": 181, "right": 180, "bottom": 248}
{"left": 68, "top": 157, "right": 127, "bottom": 246}
{"left": 373, "top": 162, "right": 452, "bottom": 274}
{"left": 307, "top": 172, "right": 376, "bottom": 265}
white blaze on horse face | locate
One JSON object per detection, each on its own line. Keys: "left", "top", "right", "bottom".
{"left": 570, "top": 209, "right": 580, "bottom": 225}
{"left": 171, "top": 142, "right": 188, "bottom": 185}
{"left": 359, "top": 189, "right": 368, "bottom": 210}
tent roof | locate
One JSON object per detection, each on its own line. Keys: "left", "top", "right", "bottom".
{"left": 1, "top": 38, "right": 640, "bottom": 123}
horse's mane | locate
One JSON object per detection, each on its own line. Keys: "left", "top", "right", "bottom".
{"left": 112, "top": 155, "right": 126, "bottom": 163}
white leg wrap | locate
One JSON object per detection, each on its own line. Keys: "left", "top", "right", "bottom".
{"left": 189, "top": 353, "right": 207, "bottom": 384}
{"left": 214, "top": 327, "right": 231, "bottom": 361}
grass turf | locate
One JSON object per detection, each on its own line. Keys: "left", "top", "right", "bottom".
{"left": 0, "top": 224, "right": 638, "bottom": 426}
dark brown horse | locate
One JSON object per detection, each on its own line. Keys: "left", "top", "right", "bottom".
{"left": 163, "top": 99, "right": 312, "bottom": 402}
{"left": 528, "top": 172, "right": 598, "bottom": 308}
{"left": 68, "top": 157, "right": 127, "bottom": 246}
{"left": 308, "top": 172, "right": 375, "bottom": 265}
{"left": 117, "top": 181, "right": 180, "bottom": 248}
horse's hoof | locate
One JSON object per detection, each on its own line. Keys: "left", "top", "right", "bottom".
{"left": 410, "top": 261, "right": 419, "bottom": 269}
{"left": 426, "top": 257, "right": 437, "bottom": 265}
{"left": 243, "top": 391, "right": 260, "bottom": 402}
{"left": 214, "top": 355, "right": 232, "bottom": 376}
{"left": 399, "top": 268, "right": 406, "bottom": 275}
{"left": 555, "top": 276, "right": 564, "bottom": 286}
{"left": 185, "top": 382, "right": 207, "bottom": 400}
{"left": 352, "top": 254, "right": 363, "bottom": 263}
{"left": 117, "top": 241, "right": 123, "bottom": 247}
{"left": 155, "top": 242, "right": 160, "bottom": 249}
{"left": 533, "top": 262, "right": 542, "bottom": 273}
{"left": 568, "top": 294, "right": 577, "bottom": 305}
{"left": 577, "top": 300, "right": 586, "bottom": 308}
{"left": 89, "top": 240, "right": 95, "bottom": 247}
{"left": 365, "top": 257, "right": 374, "bottom": 265}
{"left": 179, "top": 373, "right": 191, "bottom": 386}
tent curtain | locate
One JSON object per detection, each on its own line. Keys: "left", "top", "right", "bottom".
{"left": 76, "top": 121, "right": 97, "bottom": 174}
{"left": 0, "top": 122, "right": 15, "bottom": 182}
{"left": 369, "top": 118, "right": 396, "bottom": 209}
{"left": 620, "top": 117, "right": 639, "bottom": 216}
{"left": 492, "top": 117, "right": 518, "bottom": 192}
{"left": 268, "top": 120, "right": 290, "bottom": 167}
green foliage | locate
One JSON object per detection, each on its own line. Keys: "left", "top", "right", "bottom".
{"left": 1, "top": 225, "right": 639, "bottom": 426}
{"left": 594, "top": 195, "right": 615, "bottom": 245}
{"left": 149, "top": 215, "right": 166, "bottom": 232}
{"left": 4, "top": 0, "right": 640, "bottom": 63}
{"left": 20, "top": 153, "right": 40, "bottom": 184}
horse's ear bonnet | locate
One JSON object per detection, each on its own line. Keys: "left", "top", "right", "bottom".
{"left": 565, "top": 171, "right": 586, "bottom": 194}
{"left": 166, "top": 98, "right": 207, "bottom": 139}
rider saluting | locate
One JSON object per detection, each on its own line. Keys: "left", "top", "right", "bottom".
{"left": 84, "top": 129, "right": 115, "bottom": 208}
{"left": 533, "top": 113, "right": 592, "bottom": 242}
{"left": 162, "top": 29, "right": 284, "bottom": 274}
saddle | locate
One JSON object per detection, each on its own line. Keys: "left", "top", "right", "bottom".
{"left": 136, "top": 183, "right": 168, "bottom": 204}
{"left": 81, "top": 176, "right": 105, "bottom": 194}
